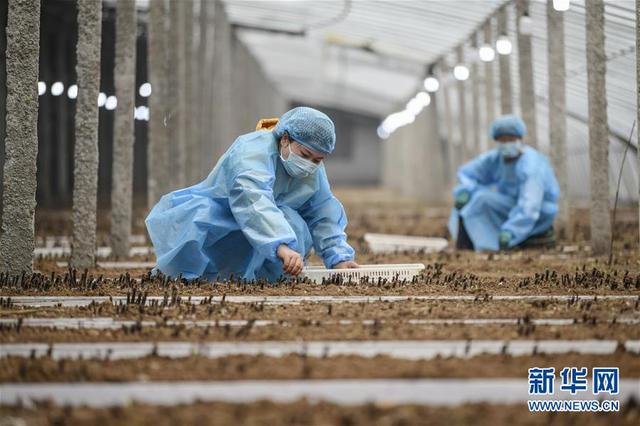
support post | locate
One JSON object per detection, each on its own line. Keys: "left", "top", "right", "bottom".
{"left": 71, "top": 0, "right": 102, "bottom": 269}
{"left": 167, "top": 0, "right": 186, "bottom": 189}
{"left": 636, "top": 0, "right": 640, "bottom": 245}
{"left": 0, "top": 0, "right": 6, "bottom": 227}
{"left": 456, "top": 46, "right": 469, "bottom": 160}
{"left": 147, "top": 0, "right": 169, "bottom": 207}
{"left": 110, "top": 0, "right": 137, "bottom": 258}
{"left": 0, "top": 0, "right": 41, "bottom": 274}
{"left": 183, "top": 0, "right": 195, "bottom": 184}
{"left": 470, "top": 35, "right": 481, "bottom": 157}
{"left": 439, "top": 63, "right": 457, "bottom": 186}
{"left": 585, "top": 0, "right": 611, "bottom": 256}
{"left": 212, "top": 0, "right": 233, "bottom": 161}
{"left": 497, "top": 6, "right": 513, "bottom": 114}
{"left": 547, "top": 0, "right": 569, "bottom": 238}
{"left": 516, "top": 0, "right": 538, "bottom": 147}
{"left": 196, "top": 0, "right": 208, "bottom": 180}
{"left": 484, "top": 20, "right": 496, "bottom": 151}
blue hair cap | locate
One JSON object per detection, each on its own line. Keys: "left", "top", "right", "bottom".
{"left": 491, "top": 114, "right": 527, "bottom": 140}
{"left": 273, "top": 107, "right": 336, "bottom": 154}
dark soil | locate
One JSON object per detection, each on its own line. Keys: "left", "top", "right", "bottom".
{"left": 2, "top": 352, "right": 639, "bottom": 382}
{"left": 2, "top": 399, "right": 639, "bottom": 426}
{"left": 2, "top": 321, "right": 639, "bottom": 343}
{"left": 2, "top": 299, "right": 637, "bottom": 321}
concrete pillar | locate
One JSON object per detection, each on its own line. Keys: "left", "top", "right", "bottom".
{"left": 231, "top": 36, "right": 250, "bottom": 137}
{"left": 381, "top": 137, "right": 393, "bottom": 190}
{"left": 389, "top": 132, "right": 402, "bottom": 193}
{"left": 167, "top": 0, "right": 186, "bottom": 189}
{"left": 388, "top": 124, "right": 409, "bottom": 197}
{"left": 585, "top": 0, "right": 611, "bottom": 256}
{"left": 423, "top": 93, "right": 446, "bottom": 203}
{"left": 484, "top": 21, "right": 496, "bottom": 151}
{"left": 110, "top": 0, "right": 136, "bottom": 258}
{"left": 37, "top": 39, "right": 53, "bottom": 206}
{"left": 382, "top": 121, "right": 400, "bottom": 192}
{"left": 394, "top": 134, "right": 403, "bottom": 193}
{"left": 71, "top": 0, "right": 102, "bottom": 269}
{"left": 147, "top": 0, "right": 169, "bottom": 206}
{"left": 212, "top": 0, "right": 233, "bottom": 161}
{"left": 397, "top": 124, "right": 411, "bottom": 198}
{"left": 637, "top": 0, "right": 639, "bottom": 245}
{"left": 0, "top": 0, "right": 41, "bottom": 274}
{"left": 435, "top": 90, "right": 452, "bottom": 192}
{"left": 497, "top": 6, "right": 513, "bottom": 114}
{"left": 438, "top": 64, "right": 456, "bottom": 187}
{"left": 407, "top": 114, "right": 423, "bottom": 200}
{"left": 470, "top": 35, "right": 481, "bottom": 157}
{"left": 0, "top": 0, "right": 6, "bottom": 227}
{"left": 456, "top": 46, "right": 469, "bottom": 160}
{"left": 546, "top": 0, "right": 569, "bottom": 238}
{"left": 183, "top": 0, "right": 195, "bottom": 184}
{"left": 54, "top": 38, "right": 69, "bottom": 204}
{"left": 407, "top": 123, "right": 418, "bottom": 199}
{"left": 202, "top": 0, "right": 216, "bottom": 176}
{"left": 196, "top": 0, "right": 208, "bottom": 180}
{"left": 516, "top": 0, "right": 538, "bottom": 147}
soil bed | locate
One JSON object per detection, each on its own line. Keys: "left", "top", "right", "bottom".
{"left": 1, "top": 399, "right": 638, "bottom": 426}
{"left": 2, "top": 352, "right": 639, "bottom": 382}
{"left": 2, "top": 299, "right": 637, "bottom": 321}
{"left": 4, "top": 258, "right": 640, "bottom": 297}
{"left": 2, "top": 322, "right": 638, "bottom": 343}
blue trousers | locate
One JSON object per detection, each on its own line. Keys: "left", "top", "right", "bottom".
{"left": 448, "top": 190, "right": 555, "bottom": 251}
{"left": 151, "top": 200, "right": 313, "bottom": 281}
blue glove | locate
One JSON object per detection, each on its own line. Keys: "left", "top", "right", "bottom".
{"left": 499, "top": 230, "right": 512, "bottom": 250}
{"left": 454, "top": 191, "right": 470, "bottom": 210}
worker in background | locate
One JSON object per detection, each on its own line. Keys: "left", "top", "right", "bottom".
{"left": 448, "top": 114, "right": 560, "bottom": 251}
{"left": 146, "top": 106, "right": 358, "bottom": 281}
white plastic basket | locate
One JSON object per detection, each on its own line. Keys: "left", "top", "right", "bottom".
{"left": 302, "top": 263, "right": 425, "bottom": 284}
{"left": 364, "top": 233, "right": 448, "bottom": 254}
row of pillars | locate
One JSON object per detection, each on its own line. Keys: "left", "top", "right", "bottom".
{"left": 385, "top": 0, "right": 635, "bottom": 256}
{"left": 0, "top": 0, "right": 286, "bottom": 275}
{"left": 149, "top": 0, "right": 287, "bottom": 202}
{"left": 442, "top": 1, "right": 537, "bottom": 167}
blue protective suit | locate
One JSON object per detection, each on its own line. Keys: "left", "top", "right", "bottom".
{"left": 145, "top": 130, "right": 355, "bottom": 281}
{"left": 448, "top": 146, "right": 560, "bottom": 251}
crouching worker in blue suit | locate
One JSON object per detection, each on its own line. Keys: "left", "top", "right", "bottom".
{"left": 448, "top": 115, "right": 560, "bottom": 251}
{"left": 146, "top": 106, "right": 358, "bottom": 281}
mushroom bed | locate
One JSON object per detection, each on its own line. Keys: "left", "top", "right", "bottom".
{"left": 2, "top": 189, "right": 639, "bottom": 424}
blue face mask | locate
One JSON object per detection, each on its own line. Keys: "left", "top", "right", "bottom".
{"left": 280, "top": 143, "right": 320, "bottom": 178}
{"left": 498, "top": 140, "right": 523, "bottom": 159}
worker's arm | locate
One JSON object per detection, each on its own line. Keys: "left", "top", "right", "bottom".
{"left": 228, "top": 166, "right": 299, "bottom": 264}
{"left": 299, "top": 167, "right": 355, "bottom": 269}
{"left": 453, "top": 152, "right": 496, "bottom": 198}
{"left": 500, "top": 173, "right": 545, "bottom": 247}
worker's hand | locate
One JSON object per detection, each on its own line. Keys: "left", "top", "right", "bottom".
{"left": 454, "top": 191, "right": 470, "bottom": 209}
{"left": 333, "top": 260, "right": 359, "bottom": 269}
{"left": 277, "top": 244, "right": 304, "bottom": 276}
{"left": 499, "top": 230, "right": 512, "bottom": 250}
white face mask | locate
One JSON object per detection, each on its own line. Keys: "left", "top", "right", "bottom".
{"left": 280, "top": 142, "right": 320, "bottom": 178}
{"left": 497, "top": 140, "right": 523, "bottom": 158}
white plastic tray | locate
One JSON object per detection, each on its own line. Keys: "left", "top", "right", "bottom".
{"left": 302, "top": 263, "right": 425, "bottom": 283}
{"left": 364, "top": 233, "right": 448, "bottom": 254}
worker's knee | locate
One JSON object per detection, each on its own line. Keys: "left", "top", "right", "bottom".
{"left": 468, "top": 189, "right": 498, "bottom": 209}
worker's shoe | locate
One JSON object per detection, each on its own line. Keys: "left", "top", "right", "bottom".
{"left": 518, "top": 227, "right": 556, "bottom": 249}
{"left": 455, "top": 218, "right": 475, "bottom": 250}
